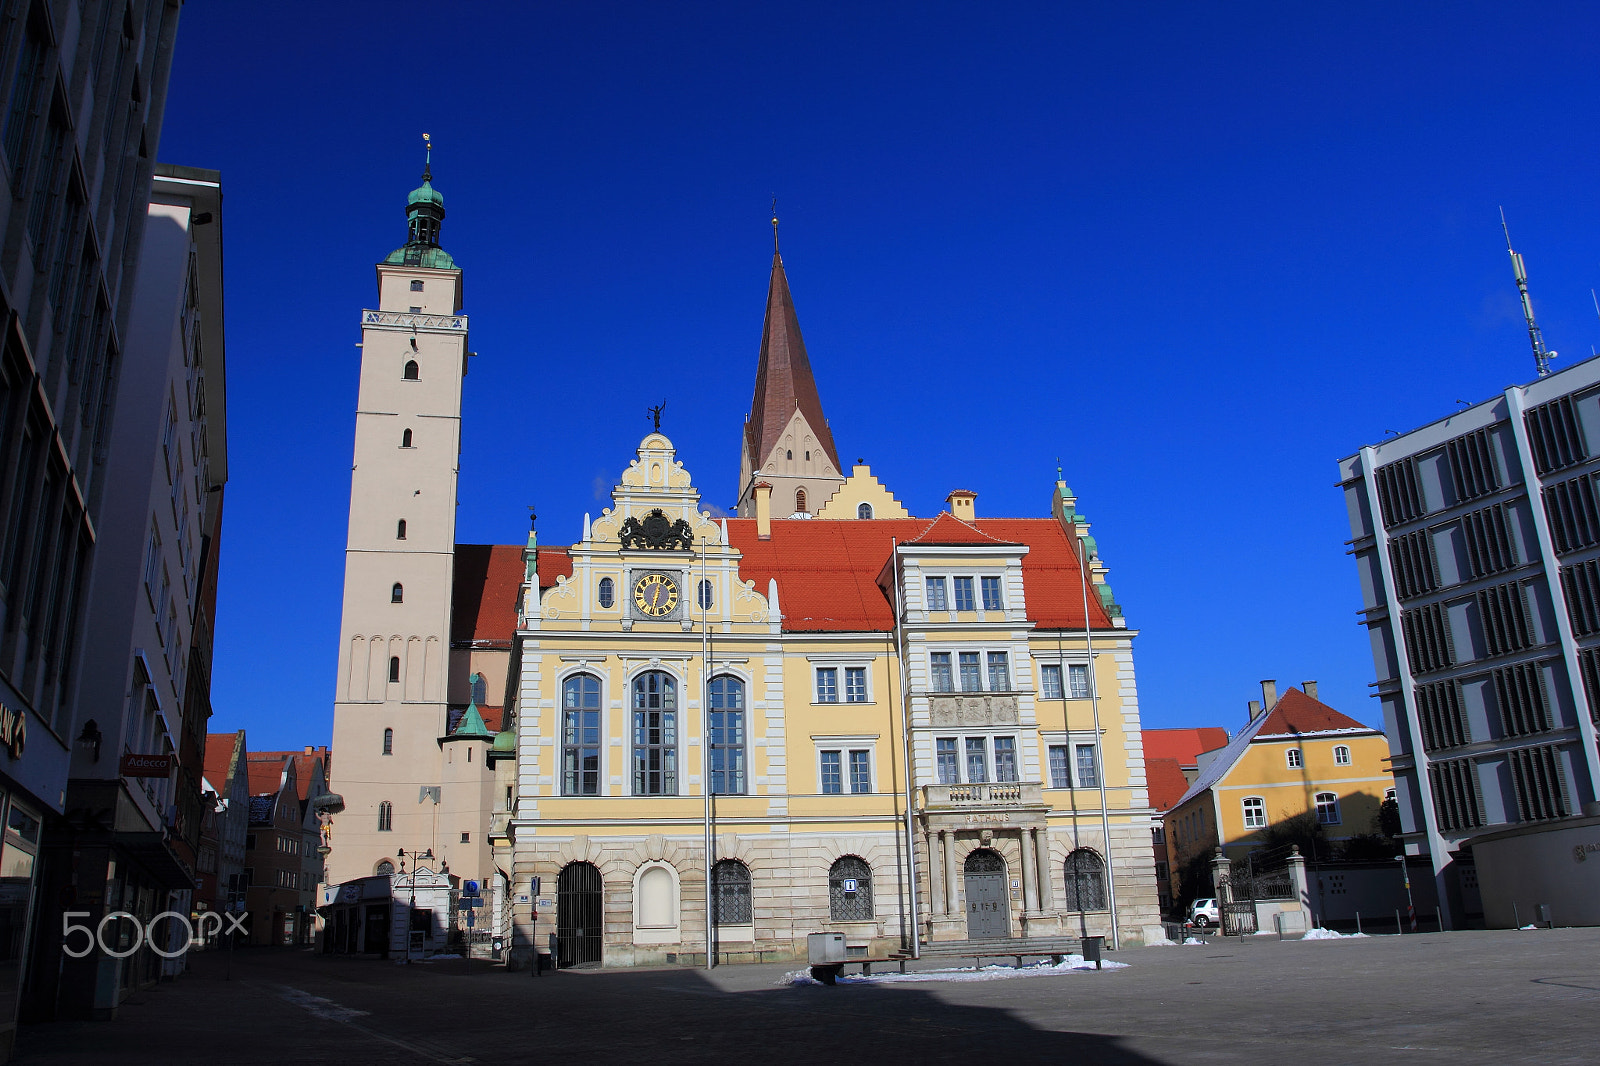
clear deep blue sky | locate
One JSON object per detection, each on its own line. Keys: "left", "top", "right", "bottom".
{"left": 155, "top": 2, "right": 1600, "bottom": 751}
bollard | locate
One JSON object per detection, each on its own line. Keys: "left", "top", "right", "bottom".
{"left": 1355, "top": 911, "right": 1362, "bottom": 935}
{"left": 1512, "top": 902, "right": 1520, "bottom": 928}
{"left": 1395, "top": 910, "right": 1402, "bottom": 934}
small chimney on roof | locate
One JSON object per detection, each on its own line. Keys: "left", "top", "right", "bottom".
{"left": 1248, "top": 699, "right": 1262, "bottom": 721}
{"left": 1303, "top": 680, "right": 1318, "bottom": 700}
{"left": 304, "top": 746, "right": 314, "bottom": 755}
{"left": 946, "top": 490, "right": 976, "bottom": 521}
{"left": 1260, "top": 679, "right": 1278, "bottom": 710}
{"left": 753, "top": 481, "right": 772, "bottom": 540}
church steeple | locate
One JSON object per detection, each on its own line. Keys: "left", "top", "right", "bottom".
{"left": 384, "top": 134, "right": 456, "bottom": 270}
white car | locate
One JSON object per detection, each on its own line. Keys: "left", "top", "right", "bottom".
{"left": 1187, "top": 898, "right": 1219, "bottom": 927}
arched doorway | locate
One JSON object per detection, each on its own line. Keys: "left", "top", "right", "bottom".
{"left": 557, "top": 862, "right": 604, "bottom": 967}
{"left": 963, "top": 849, "right": 1007, "bottom": 940}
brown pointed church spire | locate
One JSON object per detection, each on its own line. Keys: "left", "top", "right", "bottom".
{"left": 743, "top": 250, "right": 843, "bottom": 481}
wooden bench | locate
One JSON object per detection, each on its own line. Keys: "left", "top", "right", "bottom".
{"left": 808, "top": 936, "right": 1089, "bottom": 984}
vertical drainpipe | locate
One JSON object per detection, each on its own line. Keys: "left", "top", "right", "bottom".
{"left": 1078, "top": 536, "right": 1119, "bottom": 948}
{"left": 892, "top": 541, "right": 921, "bottom": 957}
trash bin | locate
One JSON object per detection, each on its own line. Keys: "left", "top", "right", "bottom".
{"left": 1082, "top": 935, "right": 1104, "bottom": 970}
{"left": 808, "top": 932, "right": 846, "bottom": 985}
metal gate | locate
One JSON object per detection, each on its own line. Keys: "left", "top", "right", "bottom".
{"left": 557, "top": 862, "right": 603, "bottom": 967}
{"left": 964, "top": 849, "right": 1008, "bottom": 939}
{"left": 1222, "top": 901, "right": 1257, "bottom": 936}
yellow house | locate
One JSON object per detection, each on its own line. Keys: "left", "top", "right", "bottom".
{"left": 1164, "top": 682, "right": 1394, "bottom": 899}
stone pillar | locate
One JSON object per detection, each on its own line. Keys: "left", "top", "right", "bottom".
{"left": 929, "top": 831, "right": 946, "bottom": 916}
{"left": 1020, "top": 829, "right": 1038, "bottom": 912}
{"left": 1286, "top": 845, "right": 1311, "bottom": 922}
{"left": 1210, "top": 848, "right": 1232, "bottom": 905}
{"left": 944, "top": 830, "right": 959, "bottom": 915}
{"left": 1035, "top": 828, "right": 1054, "bottom": 910}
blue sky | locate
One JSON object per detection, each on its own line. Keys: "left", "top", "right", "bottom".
{"left": 155, "top": 2, "right": 1600, "bottom": 750}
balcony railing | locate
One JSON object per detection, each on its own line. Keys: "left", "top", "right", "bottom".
{"left": 923, "top": 781, "right": 1042, "bottom": 808}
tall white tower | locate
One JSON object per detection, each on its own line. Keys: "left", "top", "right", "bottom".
{"left": 328, "top": 148, "right": 470, "bottom": 886}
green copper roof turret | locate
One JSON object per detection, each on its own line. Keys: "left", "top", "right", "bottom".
{"left": 384, "top": 136, "right": 456, "bottom": 269}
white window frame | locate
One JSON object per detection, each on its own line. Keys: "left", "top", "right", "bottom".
{"left": 1041, "top": 730, "right": 1101, "bottom": 788}
{"left": 1333, "top": 744, "right": 1351, "bottom": 766}
{"left": 807, "top": 656, "right": 874, "bottom": 705}
{"left": 929, "top": 646, "right": 1023, "bottom": 695}
{"left": 935, "top": 731, "right": 1023, "bottom": 784}
{"left": 558, "top": 666, "right": 608, "bottom": 796}
{"left": 1286, "top": 747, "right": 1303, "bottom": 769}
{"left": 627, "top": 665, "right": 683, "bottom": 797}
{"left": 1315, "top": 792, "right": 1341, "bottom": 825}
{"left": 1032, "top": 655, "right": 1093, "bottom": 700}
{"left": 1242, "top": 796, "right": 1266, "bottom": 829}
{"left": 812, "top": 735, "right": 879, "bottom": 795}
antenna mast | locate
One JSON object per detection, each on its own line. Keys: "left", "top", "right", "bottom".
{"left": 1501, "top": 207, "right": 1555, "bottom": 377}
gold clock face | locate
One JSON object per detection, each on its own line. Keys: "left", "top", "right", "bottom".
{"left": 633, "top": 573, "right": 680, "bottom": 617}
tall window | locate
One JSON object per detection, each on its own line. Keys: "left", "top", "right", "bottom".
{"left": 1333, "top": 745, "right": 1351, "bottom": 766}
{"left": 377, "top": 802, "right": 393, "bottom": 832}
{"left": 795, "top": 488, "right": 807, "bottom": 512}
{"left": 1075, "top": 744, "right": 1099, "bottom": 787}
{"left": 959, "top": 652, "right": 982, "bottom": 692}
{"left": 993, "top": 736, "right": 1017, "bottom": 782}
{"left": 930, "top": 652, "right": 953, "bottom": 692}
{"left": 925, "top": 577, "right": 948, "bottom": 611}
{"left": 1063, "top": 849, "right": 1107, "bottom": 911}
{"left": 1286, "top": 748, "right": 1303, "bottom": 769}
{"left": 987, "top": 652, "right": 1010, "bottom": 692}
{"left": 396, "top": 519, "right": 407, "bottom": 540}
{"left": 597, "top": 577, "right": 615, "bottom": 609}
{"left": 1040, "top": 664, "right": 1063, "bottom": 700}
{"left": 816, "top": 668, "right": 838, "bottom": 702}
{"left": 471, "top": 672, "right": 487, "bottom": 704}
{"left": 828, "top": 856, "right": 873, "bottom": 921}
{"left": 401, "top": 428, "right": 412, "bottom": 447}
{"left": 936, "top": 738, "right": 959, "bottom": 784}
{"left": 966, "top": 737, "right": 988, "bottom": 782}
{"left": 632, "top": 671, "right": 677, "bottom": 795}
{"left": 388, "top": 656, "right": 400, "bottom": 683}
{"left": 848, "top": 750, "right": 872, "bottom": 793}
{"left": 1242, "top": 796, "right": 1265, "bottom": 828}
{"left": 709, "top": 676, "right": 746, "bottom": 795}
{"left": 953, "top": 577, "right": 976, "bottom": 611}
{"left": 3, "top": 13, "right": 46, "bottom": 177}
{"left": 711, "top": 859, "right": 751, "bottom": 925}
{"left": 1315, "top": 792, "right": 1341, "bottom": 825}
{"left": 391, "top": 583, "right": 403, "bottom": 603}
{"left": 382, "top": 728, "right": 393, "bottom": 756}
{"left": 563, "top": 674, "right": 602, "bottom": 795}
{"left": 857, "top": 502, "right": 873, "bottom": 519}
{"left": 981, "top": 576, "right": 1003, "bottom": 610}
{"left": 697, "top": 579, "right": 714, "bottom": 610}
{"left": 1068, "top": 664, "right": 1090, "bottom": 699}
{"left": 820, "top": 750, "right": 842, "bottom": 794}
{"left": 403, "top": 359, "right": 419, "bottom": 380}
{"left": 844, "top": 667, "right": 867, "bottom": 702}
{"left": 1048, "top": 744, "right": 1070, "bottom": 788}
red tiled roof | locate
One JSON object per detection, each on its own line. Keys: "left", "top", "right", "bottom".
{"left": 904, "top": 512, "right": 1018, "bottom": 546}
{"left": 1255, "top": 687, "right": 1375, "bottom": 736}
{"left": 203, "top": 731, "right": 243, "bottom": 789}
{"left": 479, "top": 705, "right": 506, "bottom": 733}
{"left": 723, "top": 517, "right": 1113, "bottom": 632}
{"left": 244, "top": 754, "right": 289, "bottom": 797}
{"left": 1146, "top": 756, "right": 1190, "bottom": 812}
{"left": 452, "top": 544, "right": 571, "bottom": 643}
{"left": 1142, "top": 727, "right": 1229, "bottom": 768}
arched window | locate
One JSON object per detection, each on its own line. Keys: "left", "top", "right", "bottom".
{"left": 1286, "top": 748, "right": 1302, "bottom": 769}
{"left": 382, "top": 728, "right": 393, "bottom": 756}
{"left": 377, "top": 801, "right": 393, "bottom": 832}
{"left": 829, "top": 856, "right": 873, "bottom": 921}
{"left": 712, "top": 859, "right": 751, "bottom": 925}
{"left": 1333, "top": 744, "right": 1351, "bottom": 766}
{"left": 396, "top": 519, "right": 407, "bottom": 540}
{"left": 388, "top": 656, "right": 400, "bottom": 683}
{"left": 391, "top": 583, "right": 403, "bottom": 603}
{"left": 401, "top": 428, "right": 413, "bottom": 448}
{"left": 632, "top": 671, "right": 677, "bottom": 795}
{"left": 598, "top": 577, "right": 615, "bottom": 609}
{"left": 805, "top": 450, "right": 811, "bottom": 461}
{"left": 409, "top": 279, "right": 424, "bottom": 292}
{"left": 697, "top": 579, "right": 714, "bottom": 610}
{"left": 562, "top": 674, "right": 602, "bottom": 795}
{"left": 1315, "top": 792, "right": 1341, "bottom": 825}
{"left": 795, "top": 488, "right": 807, "bottom": 512}
{"left": 858, "top": 502, "right": 873, "bottom": 519}
{"left": 375, "top": 859, "right": 395, "bottom": 877}
{"left": 1242, "top": 796, "right": 1265, "bottom": 828}
{"left": 470, "top": 671, "right": 487, "bottom": 704}
{"left": 1063, "top": 849, "right": 1107, "bottom": 912}
{"left": 786, "top": 449, "right": 793, "bottom": 460}
{"left": 403, "top": 359, "right": 419, "bottom": 380}
{"left": 709, "top": 675, "right": 745, "bottom": 795}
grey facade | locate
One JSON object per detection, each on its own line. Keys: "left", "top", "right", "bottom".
{"left": 1337, "top": 356, "right": 1600, "bottom": 927}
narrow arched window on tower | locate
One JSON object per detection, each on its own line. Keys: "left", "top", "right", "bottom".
{"left": 382, "top": 728, "right": 393, "bottom": 755}
{"left": 391, "top": 583, "right": 404, "bottom": 603}
{"left": 396, "top": 520, "right": 407, "bottom": 540}
{"left": 858, "top": 503, "right": 873, "bottom": 519}
{"left": 402, "top": 428, "right": 413, "bottom": 448}
{"left": 795, "top": 488, "right": 807, "bottom": 512}
{"left": 805, "top": 450, "right": 811, "bottom": 461}
{"left": 389, "top": 656, "right": 400, "bottom": 683}
{"left": 786, "top": 449, "right": 792, "bottom": 460}
{"left": 403, "top": 360, "right": 419, "bottom": 380}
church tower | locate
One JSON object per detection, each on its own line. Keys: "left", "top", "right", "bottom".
{"left": 328, "top": 145, "right": 470, "bottom": 887}
{"left": 735, "top": 228, "right": 845, "bottom": 517}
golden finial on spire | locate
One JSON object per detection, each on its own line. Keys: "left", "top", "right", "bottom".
{"left": 422, "top": 132, "right": 433, "bottom": 181}
{"left": 771, "top": 196, "right": 780, "bottom": 254}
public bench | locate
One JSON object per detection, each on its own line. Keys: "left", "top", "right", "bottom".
{"left": 807, "top": 936, "right": 1089, "bottom": 984}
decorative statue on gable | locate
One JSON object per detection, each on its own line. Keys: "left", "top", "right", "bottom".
{"left": 620, "top": 507, "right": 694, "bottom": 550}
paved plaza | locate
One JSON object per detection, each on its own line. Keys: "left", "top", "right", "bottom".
{"left": 16, "top": 928, "right": 1600, "bottom": 1065}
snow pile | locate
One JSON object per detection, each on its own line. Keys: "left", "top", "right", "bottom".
{"left": 1183, "top": 937, "right": 1207, "bottom": 945}
{"left": 783, "top": 956, "right": 1128, "bottom": 986}
{"left": 1519, "top": 924, "right": 1537, "bottom": 931}
{"left": 1300, "top": 928, "right": 1368, "bottom": 940}
{"left": 1144, "top": 934, "right": 1177, "bottom": 947}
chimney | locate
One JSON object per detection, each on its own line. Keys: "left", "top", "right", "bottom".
{"left": 947, "top": 490, "right": 976, "bottom": 521}
{"left": 1248, "top": 699, "right": 1263, "bottom": 721}
{"left": 1260, "top": 679, "right": 1278, "bottom": 710}
{"left": 753, "top": 481, "right": 772, "bottom": 540}
{"left": 1303, "top": 680, "right": 1318, "bottom": 700}
{"left": 304, "top": 746, "right": 313, "bottom": 755}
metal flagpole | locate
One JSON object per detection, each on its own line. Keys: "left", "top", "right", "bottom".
{"left": 891, "top": 540, "right": 920, "bottom": 957}
{"left": 702, "top": 540, "right": 714, "bottom": 968}
{"left": 1079, "top": 534, "right": 1119, "bottom": 949}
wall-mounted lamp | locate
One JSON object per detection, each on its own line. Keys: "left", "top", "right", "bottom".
{"left": 76, "top": 720, "right": 103, "bottom": 761}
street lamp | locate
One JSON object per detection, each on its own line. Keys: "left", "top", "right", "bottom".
{"left": 1394, "top": 854, "right": 1416, "bottom": 933}
{"left": 397, "top": 847, "right": 434, "bottom": 963}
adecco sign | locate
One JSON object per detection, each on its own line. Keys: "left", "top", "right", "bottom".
{"left": 0, "top": 702, "right": 25, "bottom": 760}
{"left": 119, "top": 753, "right": 174, "bottom": 778}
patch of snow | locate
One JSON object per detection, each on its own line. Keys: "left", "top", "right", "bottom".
{"left": 418, "top": 953, "right": 464, "bottom": 961}
{"left": 1183, "top": 937, "right": 1207, "bottom": 945}
{"left": 1143, "top": 935, "right": 1177, "bottom": 947}
{"left": 1519, "top": 924, "right": 1537, "bottom": 930}
{"left": 782, "top": 956, "right": 1128, "bottom": 987}
{"left": 275, "top": 985, "right": 370, "bottom": 1022}
{"left": 1300, "top": 928, "right": 1368, "bottom": 940}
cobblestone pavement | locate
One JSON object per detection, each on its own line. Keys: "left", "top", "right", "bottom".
{"left": 15, "top": 928, "right": 1600, "bottom": 1065}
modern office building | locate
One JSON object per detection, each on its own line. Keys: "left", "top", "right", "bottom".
{"left": 1338, "top": 355, "right": 1600, "bottom": 926}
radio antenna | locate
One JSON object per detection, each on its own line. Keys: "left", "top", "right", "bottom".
{"left": 1501, "top": 207, "right": 1555, "bottom": 377}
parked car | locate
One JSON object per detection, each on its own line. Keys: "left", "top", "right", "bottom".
{"left": 1187, "top": 898, "right": 1219, "bottom": 927}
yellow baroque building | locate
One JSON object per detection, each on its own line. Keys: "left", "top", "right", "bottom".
{"left": 485, "top": 249, "right": 1161, "bottom": 967}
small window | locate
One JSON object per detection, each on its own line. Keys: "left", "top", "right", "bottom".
{"left": 401, "top": 428, "right": 413, "bottom": 448}
{"left": 410, "top": 280, "right": 424, "bottom": 292}
{"left": 377, "top": 801, "right": 393, "bottom": 832}
{"left": 786, "top": 450, "right": 793, "bottom": 460}
{"left": 993, "top": 736, "right": 1017, "bottom": 782}
{"left": 958, "top": 652, "right": 982, "bottom": 691}
{"left": 598, "top": 577, "right": 615, "bottom": 609}
{"left": 1385, "top": 788, "right": 1397, "bottom": 802}
{"left": 460, "top": 832, "right": 470, "bottom": 843}
{"left": 1286, "top": 748, "right": 1303, "bottom": 769}
{"left": 697, "top": 579, "right": 714, "bottom": 610}
{"left": 1242, "top": 796, "right": 1265, "bottom": 828}
{"left": 1068, "top": 664, "right": 1090, "bottom": 699}
{"left": 925, "top": 577, "right": 948, "bottom": 611}
{"left": 930, "top": 652, "right": 953, "bottom": 692}
{"left": 1075, "top": 744, "right": 1099, "bottom": 787}
{"left": 1333, "top": 745, "right": 1351, "bottom": 766}
{"left": 981, "top": 576, "right": 1004, "bottom": 610}
{"left": 403, "top": 360, "right": 419, "bottom": 380}
{"left": 953, "top": 577, "right": 976, "bottom": 612}
{"left": 858, "top": 502, "right": 873, "bottom": 519}
{"left": 820, "top": 750, "right": 842, "bottom": 793}
{"left": 389, "top": 656, "right": 400, "bottom": 683}
{"left": 1048, "top": 744, "right": 1070, "bottom": 788}
{"left": 1041, "top": 664, "right": 1063, "bottom": 700}
{"left": 382, "top": 727, "right": 393, "bottom": 755}
{"left": 844, "top": 667, "right": 867, "bottom": 702}
{"left": 937, "top": 738, "right": 959, "bottom": 783}
{"left": 391, "top": 582, "right": 404, "bottom": 603}
{"left": 795, "top": 488, "right": 807, "bottom": 512}
{"left": 816, "top": 667, "right": 838, "bottom": 703}
{"left": 396, "top": 519, "right": 407, "bottom": 540}
{"left": 1316, "top": 792, "right": 1341, "bottom": 825}
{"left": 987, "top": 652, "right": 1010, "bottom": 692}
{"left": 805, "top": 450, "right": 811, "bottom": 461}
{"left": 848, "top": 750, "right": 871, "bottom": 793}
{"left": 408, "top": 305, "right": 422, "bottom": 313}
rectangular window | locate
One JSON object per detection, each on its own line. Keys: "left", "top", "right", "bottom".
{"left": 1491, "top": 661, "right": 1551, "bottom": 738}
{"left": 1048, "top": 744, "right": 1070, "bottom": 788}
{"left": 1315, "top": 793, "right": 1341, "bottom": 825}
{"left": 1075, "top": 744, "right": 1099, "bottom": 788}
{"left": 1462, "top": 502, "right": 1518, "bottom": 578}
{"left": 1243, "top": 797, "right": 1266, "bottom": 828}
{"left": 162, "top": 397, "right": 178, "bottom": 482}
{"left": 1476, "top": 580, "right": 1533, "bottom": 657}
{"left": 1561, "top": 558, "right": 1600, "bottom": 636}
{"left": 848, "top": 750, "right": 871, "bottom": 794}
{"left": 930, "top": 653, "right": 953, "bottom": 692}
{"left": 1388, "top": 528, "right": 1439, "bottom": 600}
{"left": 1068, "top": 663, "right": 1090, "bottom": 699}
{"left": 562, "top": 705, "right": 601, "bottom": 796}
{"left": 1417, "top": 678, "right": 1470, "bottom": 751}
{"left": 1526, "top": 394, "right": 1586, "bottom": 475}
{"left": 820, "top": 750, "right": 842, "bottom": 794}
{"left": 1507, "top": 743, "right": 1569, "bottom": 822}
{"left": 925, "top": 576, "right": 948, "bottom": 611}
{"left": 1040, "top": 664, "right": 1062, "bottom": 700}
{"left": 1429, "top": 757, "right": 1484, "bottom": 832}
{"left": 958, "top": 652, "right": 982, "bottom": 692}
{"left": 1286, "top": 747, "right": 1303, "bottom": 768}
{"left": 816, "top": 667, "right": 838, "bottom": 703}
{"left": 953, "top": 577, "right": 976, "bottom": 612}
{"left": 632, "top": 678, "right": 677, "bottom": 796}
{"left": 1445, "top": 427, "right": 1501, "bottom": 502}
{"left": 1543, "top": 472, "right": 1600, "bottom": 554}
{"left": 1400, "top": 602, "right": 1454, "bottom": 674}
{"left": 936, "top": 738, "right": 959, "bottom": 784}
{"left": 2, "top": 17, "right": 46, "bottom": 178}
{"left": 844, "top": 667, "right": 867, "bottom": 703}
{"left": 987, "top": 652, "right": 1010, "bottom": 692}
{"left": 1375, "top": 456, "right": 1427, "bottom": 527}
{"left": 981, "top": 576, "right": 1004, "bottom": 610}
{"left": 993, "top": 736, "right": 1017, "bottom": 782}
{"left": 709, "top": 679, "right": 746, "bottom": 795}
{"left": 965, "top": 737, "right": 988, "bottom": 783}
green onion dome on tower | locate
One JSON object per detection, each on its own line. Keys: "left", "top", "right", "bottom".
{"left": 384, "top": 137, "right": 457, "bottom": 269}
